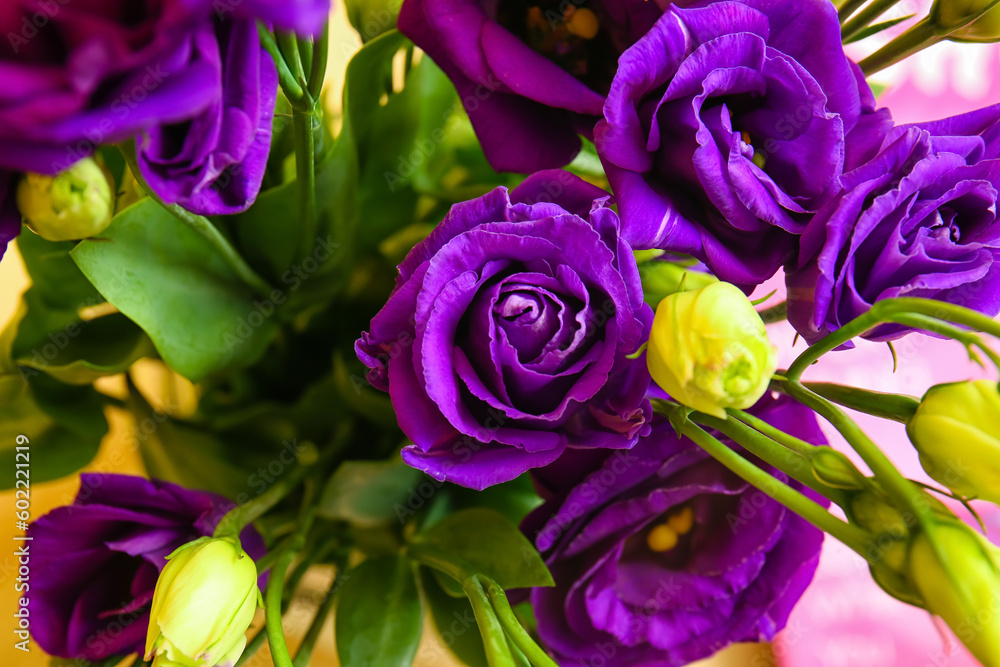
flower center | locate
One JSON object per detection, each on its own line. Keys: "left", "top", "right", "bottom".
{"left": 494, "top": 1, "right": 620, "bottom": 94}
{"left": 646, "top": 506, "right": 695, "bottom": 553}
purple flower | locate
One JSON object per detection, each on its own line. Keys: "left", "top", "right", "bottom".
{"left": 27, "top": 474, "right": 265, "bottom": 661}
{"left": 398, "top": 0, "right": 665, "bottom": 173}
{"left": 135, "top": 18, "right": 278, "bottom": 215}
{"left": 356, "top": 170, "right": 653, "bottom": 490}
{"left": 524, "top": 395, "right": 827, "bottom": 666}
{"left": 0, "top": 171, "right": 19, "bottom": 260}
{"left": 595, "top": 0, "right": 890, "bottom": 286}
{"left": 0, "top": 1, "right": 326, "bottom": 212}
{"left": 788, "top": 104, "right": 1000, "bottom": 344}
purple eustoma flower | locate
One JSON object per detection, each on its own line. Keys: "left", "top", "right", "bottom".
{"left": 0, "top": 1, "right": 327, "bottom": 213}
{"left": 788, "top": 104, "right": 1000, "bottom": 344}
{"left": 356, "top": 170, "right": 653, "bottom": 490}
{"left": 27, "top": 474, "right": 265, "bottom": 661}
{"left": 398, "top": 0, "right": 666, "bottom": 173}
{"left": 523, "top": 395, "right": 827, "bottom": 666}
{"left": 596, "top": 0, "right": 890, "bottom": 287}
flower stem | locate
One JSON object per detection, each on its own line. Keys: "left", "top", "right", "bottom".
{"left": 308, "top": 22, "right": 330, "bottom": 99}
{"left": 258, "top": 23, "right": 305, "bottom": 103}
{"left": 293, "top": 107, "right": 318, "bottom": 262}
{"left": 841, "top": 0, "right": 902, "bottom": 40}
{"left": 265, "top": 483, "right": 319, "bottom": 667}
{"left": 838, "top": 0, "right": 869, "bottom": 23}
{"left": 679, "top": 420, "right": 873, "bottom": 557}
{"left": 758, "top": 300, "right": 788, "bottom": 324}
{"left": 292, "top": 551, "right": 347, "bottom": 667}
{"left": 859, "top": 16, "right": 941, "bottom": 74}
{"left": 277, "top": 32, "right": 310, "bottom": 99}
{"left": 119, "top": 144, "right": 275, "bottom": 298}
{"left": 464, "top": 575, "right": 517, "bottom": 667}
{"left": 485, "top": 579, "right": 558, "bottom": 667}
{"left": 795, "top": 382, "right": 920, "bottom": 423}
{"left": 690, "top": 411, "right": 848, "bottom": 506}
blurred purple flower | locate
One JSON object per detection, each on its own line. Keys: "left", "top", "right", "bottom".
{"left": 0, "top": 1, "right": 328, "bottom": 213}
{"left": 356, "top": 170, "right": 653, "bottom": 490}
{"left": 27, "top": 474, "right": 265, "bottom": 661}
{"left": 398, "top": 0, "right": 666, "bottom": 173}
{"left": 595, "top": 0, "right": 890, "bottom": 287}
{"left": 524, "top": 394, "right": 827, "bottom": 666}
{"left": 788, "top": 104, "right": 1000, "bottom": 344}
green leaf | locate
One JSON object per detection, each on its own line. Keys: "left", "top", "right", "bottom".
{"left": 335, "top": 555, "right": 423, "bottom": 667}
{"left": 15, "top": 313, "right": 154, "bottom": 385}
{"left": 70, "top": 199, "right": 278, "bottom": 381}
{"left": 413, "top": 509, "right": 553, "bottom": 590}
{"left": 0, "top": 374, "right": 108, "bottom": 489}
{"left": 419, "top": 568, "right": 488, "bottom": 667}
{"left": 317, "top": 457, "right": 424, "bottom": 527}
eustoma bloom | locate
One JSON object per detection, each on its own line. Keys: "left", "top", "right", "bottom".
{"left": 596, "top": 0, "right": 890, "bottom": 286}
{"left": 398, "top": 0, "right": 665, "bottom": 172}
{"left": 787, "top": 104, "right": 1000, "bottom": 344}
{"left": 524, "top": 395, "right": 827, "bottom": 666}
{"left": 27, "top": 474, "right": 264, "bottom": 661}
{"left": 0, "top": 1, "right": 328, "bottom": 214}
{"left": 356, "top": 170, "right": 653, "bottom": 489}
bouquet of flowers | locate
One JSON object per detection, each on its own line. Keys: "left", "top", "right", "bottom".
{"left": 6, "top": 0, "right": 1000, "bottom": 665}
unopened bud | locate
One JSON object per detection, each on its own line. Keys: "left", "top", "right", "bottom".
{"left": 17, "top": 158, "right": 113, "bottom": 242}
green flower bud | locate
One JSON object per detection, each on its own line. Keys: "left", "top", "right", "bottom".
{"left": 638, "top": 260, "right": 718, "bottom": 309}
{"left": 932, "top": 0, "right": 1000, "bottom": 32}
{"left": 906, "top": 380, "right": 1000, "bottom": 504}
{"left": 16, "top": 158, "right": 113, "bottom": 242}
{"left": 647, "top": 281, "right": 777, "bottom": 418}
{"left": 145, "top": 536, "right": 261, "bottom": 667}
{"left": 811, "top": 447, "right": 867, "bottom": 490}
{"left": 909, "top": 520, "right": 1000, "bottom": 667}
{"left": 949, "top": 4, "right": 1000, "bottom": 41}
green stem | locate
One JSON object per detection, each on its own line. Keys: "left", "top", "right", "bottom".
{"left": 293, "top": 107, "right": 318, "bottom": 261}
{"left": 277, "top": 32, "right": 310, "bottom": 99}
{"left": 838, "top": 0, "right": 869, "bottom": 22}
{"left": 799, "top": 382, "right": 919, "bottom": 423}
{"left": 464, "top": 575, "right": 517, "bottom": 667}
{"left": 679, "top": 420, "right": 873, "bottom": 557}
{"left": 841, "top": 0, "right": 902, "bottom": 40}
{"left": 265, "top": 484, "right": 319, "bottom": 667}
{"left": 485, "top": 580, "right": 558, "bottom": 667}
{"left": 258, "top": 23, "right": 305, "bottom": 103}
{"left": 729, "top": 408, "right": 818, "bottom": 457}
{"left": 308, "top": 22, "right": 330, "bottom": 99}
{"left": 234, "top": 626, "right": 269, "bottom": 667}
{"left": 214, "top": 455, "right": 313, "bottom": 539}
{"left": 777, "top": 382, "right": 936, "bottom": 532}
{"left": 786, "top": 297, "right": 1000, "bottom": 381}
{"left": 292, "top": 552, "right": 347, "bottom": 667}
{"left": 889, "top": 313, "right": 1000, "bottom": 373}
{"left": 859, "top": 16, "right": 941, "bottom": 74}
{"left": 119, "top": 144, "right": 275, "bottom": 298}
{"left": 690, "top": 411, "right": 847, "bottom": 506}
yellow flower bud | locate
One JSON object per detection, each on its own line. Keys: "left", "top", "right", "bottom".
{"left": 145, "top": 536, "right": 261, "bottom": 667}
{"left": 906, "top": 380, "right": 1000, "bottom": 504}
{"left": 909, "top": 521, "right": 1000, "bottom": 667}
{"left": 16, "top": 157, "right": 113, "bottom": 242}
{"left": 647, "top": 281, "right": 777, "bottom": 418}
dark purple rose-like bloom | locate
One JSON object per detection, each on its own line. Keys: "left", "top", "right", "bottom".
{"left": 27, "top": 473, "right": 265, "bottom": 660}
{"left": 135, "top": 17, "right": 278, "bottom": 214}
{"left": 356, "top": 170, "right": 653, "bottom": 490}
{"left": 596, "top": 0, "right": 891, "bottom": 286}
{"left": 524, "top": 395, "right": 827, "bottom": 665}
{"left": 0, "top": 171, "right": 19, "bottom": 260}
{"left": 398, "top": 0, "right": 665, "bottom": 173}
{"left": 0, "top": 1, "right": 326, "bottom": 212}
{"left": 788, "top": 104, "right": 1000, "bottom": 344}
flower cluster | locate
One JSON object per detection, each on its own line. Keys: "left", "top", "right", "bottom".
{"left": 0, "top": 0, "right": 330, "bottom": 258}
